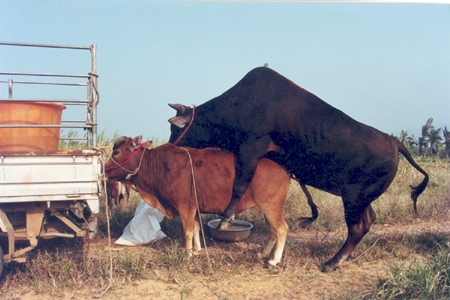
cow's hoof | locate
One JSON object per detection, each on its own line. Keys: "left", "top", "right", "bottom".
{"left": 268, "top": 259, "right": 279, "bottom": 266}
{"left": 216, "top": 220, "right": 231, "bottom": 230}
{"left": 320, "top": 262, "right": 338, "bottom": 273}
{"left": 264, "top": 262, "right": 282, "bottom": 273}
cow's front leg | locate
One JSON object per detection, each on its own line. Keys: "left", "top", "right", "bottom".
{"left": 181, "top": 210, "right": 198, "bottom": 257}
{"left": 217, "top": 137, "right": 271, "bottom": 230}
{"left": 192, "top": 215, "right": 201, "bottom": 255}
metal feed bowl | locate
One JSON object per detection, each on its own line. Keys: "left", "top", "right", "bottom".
{"left": 207, "top": 219, "right": 253, "bottom": 242}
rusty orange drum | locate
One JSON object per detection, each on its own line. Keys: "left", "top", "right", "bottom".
{"left": 0, "top": 101, "right": 66, "bottom": 151}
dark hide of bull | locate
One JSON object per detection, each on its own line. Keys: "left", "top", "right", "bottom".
{"left": 167, "top": 66, "right": 429, "bottom": 272}
{"left": 105, "top": 136, "right": 291, "bottom": 266}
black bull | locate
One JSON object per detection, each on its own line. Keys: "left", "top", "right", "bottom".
{"left": 168, "top": 67, "right": 429, "bottom": 272}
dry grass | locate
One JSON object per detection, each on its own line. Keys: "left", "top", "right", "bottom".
{"left": 0, "top": 157, "right": 448, "bottom": 299}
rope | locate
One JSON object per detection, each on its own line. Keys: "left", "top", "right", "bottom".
{"left": 94, "top": 153, "right": 114, "bottom": 298}
{"left": 181, "top": 147, "right": 218, "bottom": 284}
{"left": 173, "top": 105, "right": 196, "bottom": 146}
{"left": 91, "top": 141, "right": 150, "bottom": 298}
{"left": 99, "top": 144, "right": 147, "bottom": 179}
{"left": 104, "top": 144, "right": 145, "bottom": 173}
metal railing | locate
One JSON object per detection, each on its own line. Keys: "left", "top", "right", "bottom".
{"left": 0, "top": 42, "right": 99, "bottom": 148}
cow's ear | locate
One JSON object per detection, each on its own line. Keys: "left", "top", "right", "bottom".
{"left": 132, "top": 136, "right": 142, "bottom": 149}
{"left": 168, "top": 103, "right": 190, "bottom": 115}
{"left": 143, "top": 140, "right": 152, "bottom": 148}
{"left": 168, "top": 115, "right": 191, "bottom": 128}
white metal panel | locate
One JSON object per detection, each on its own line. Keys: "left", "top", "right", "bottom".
{"left": 0, "top": 194, "right": 99, "bottom": 203}
{"left": 0, "top": 154, "right": 95, "bottom": 166}
{"left": 0, "top": 153, "right": 101, "bottom": 204}
{"left": 1, "top": 164, "right": 97, "bottom": 183}
{"left": 0, "top": 181, "right": 98, "bottom": 197}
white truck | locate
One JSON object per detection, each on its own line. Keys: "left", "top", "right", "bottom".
{"left": 0, "top": 42, "right": 102, "bottom": 276}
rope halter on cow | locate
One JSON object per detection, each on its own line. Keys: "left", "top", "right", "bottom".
{"left": 173, "top": 105, "right": 196, "bottom": 146}
{"left": 104, "top": 141, "right": 151, "bottom": 178}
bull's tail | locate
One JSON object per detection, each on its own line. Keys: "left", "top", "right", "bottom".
{"left": 290, "top": 177, "right": 319, "bottom": 227}
{"left": 298, "top": 182, "right": 319, "bottom": 227}
{"left": 397, "top": 140, "right": 429, "bottom": 212}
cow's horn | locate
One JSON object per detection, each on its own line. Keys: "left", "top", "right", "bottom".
{"left": 168, "top": 103, "right": 186, "bottom": 114}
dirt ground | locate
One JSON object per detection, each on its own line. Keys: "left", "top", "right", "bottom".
{"left": 15, "top": 218, "right": 449, "bottom": 300}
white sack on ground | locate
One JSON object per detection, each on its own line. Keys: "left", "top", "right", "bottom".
{"left": 115, "top": 200, "right": 167, "bottom": 246}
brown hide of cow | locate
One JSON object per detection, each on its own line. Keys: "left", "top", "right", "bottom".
{"left": 105, "top": 136, "right": 290, "bottom": 266}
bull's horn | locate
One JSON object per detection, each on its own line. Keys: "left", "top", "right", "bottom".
{"left": 168, "top": 103, "right": 186, "bottom": 114}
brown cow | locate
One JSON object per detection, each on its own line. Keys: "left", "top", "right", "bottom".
{"left": 104, "top": 136, "right": 291, "bottom": 266}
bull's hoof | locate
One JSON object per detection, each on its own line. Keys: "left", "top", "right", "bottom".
{"left": 320, "top": 262, "right": 338, "bottom": 273}
{"left": 216, "top": 220, "right": 231, "bottom": 230}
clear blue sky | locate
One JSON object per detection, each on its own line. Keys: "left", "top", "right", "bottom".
{"left": 1, "top": 1, "right": 449, "bottom": 141}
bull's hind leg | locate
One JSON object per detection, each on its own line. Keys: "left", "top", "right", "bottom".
{"left": 321, "top": 203, "right": 376, "bottom": 272}
{"left": 321, "top": 164, "right": 398, "bottom": 273}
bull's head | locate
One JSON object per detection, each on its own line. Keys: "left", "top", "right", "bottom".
{"left": 104, "top": 135, "right": 152, "bottom": 181}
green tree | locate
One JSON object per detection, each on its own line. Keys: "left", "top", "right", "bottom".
{"left": 419, "top": 118, "right": 434, "bottom": 156}
{"left": 399, "top": 130, "right": 416, "bottom": 152}
{"left": 443, "top": 127, "right": 450, "bottom": 158}
{"left": 428, "top": 127, "right": 442, "bottom": 157}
